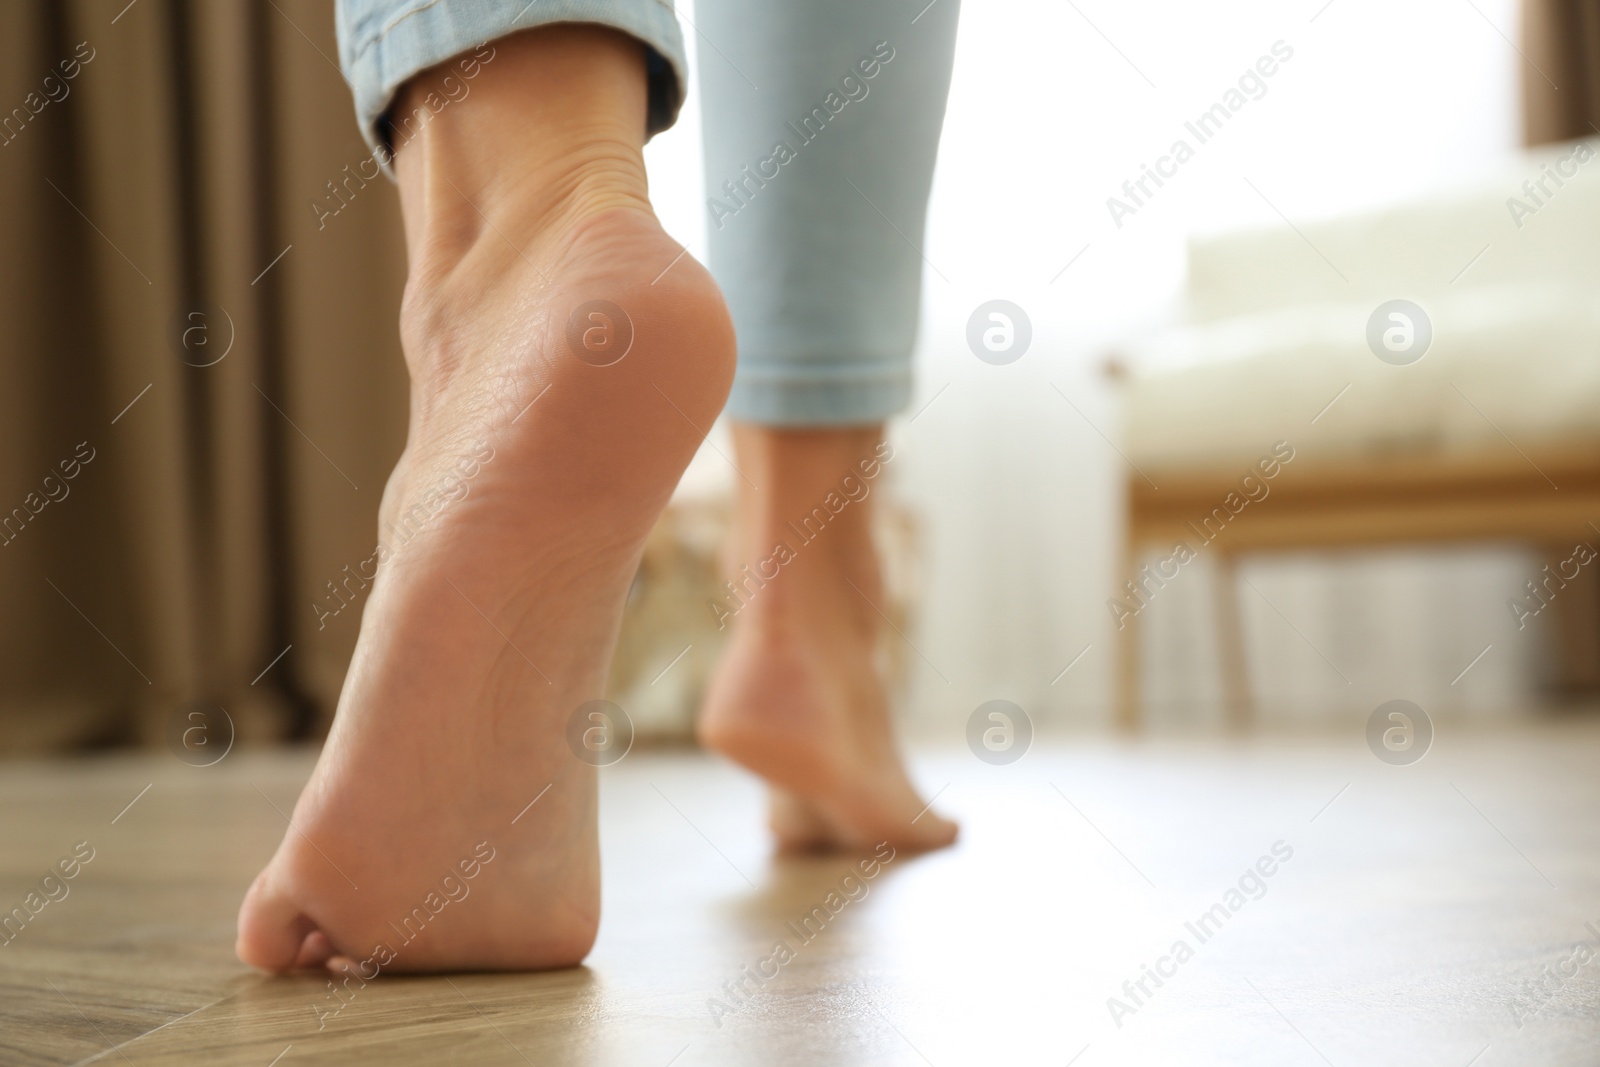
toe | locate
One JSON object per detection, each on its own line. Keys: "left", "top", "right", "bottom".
{"left": 769, "top": 789, "right": 839, "bottom": 853}
{"left": 293, "top": 930, "right": 335, "bottom": 971}
{"left": 325, "top": 953, "right": 360, "bottom": 977}
{"left": 236, "top": 868, "right": 319, "bottom": 973}
{"left": 907, "top": 811, "right": 959, "bottom": 851}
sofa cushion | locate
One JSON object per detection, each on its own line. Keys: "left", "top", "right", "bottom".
{"left": 1184, "top": 139, "right": 1600, "bottom": 324}
{"left": 1124, "top": 278, "right": 1600, "bottom": 470}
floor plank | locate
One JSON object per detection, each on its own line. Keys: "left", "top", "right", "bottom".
{"left": 3, "top": 722, "right": 1599, "bottom": 1066}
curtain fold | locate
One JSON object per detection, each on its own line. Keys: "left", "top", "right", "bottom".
{"left": 1523, "top": 0, "right": 1600, "bottom": 145}
{"left": 0, "top": 0, "right": 409, "bottom": 755}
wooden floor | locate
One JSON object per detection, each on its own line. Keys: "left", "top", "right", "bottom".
{"left": 5, "top": 722, "right": 1600, "bottom": 1066}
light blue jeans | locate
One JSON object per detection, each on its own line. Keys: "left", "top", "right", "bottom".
{"left": 337, "top": 0, "right": 959, "bottom": 426}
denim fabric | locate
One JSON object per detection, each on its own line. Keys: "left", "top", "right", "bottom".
{"left": 334, "top": 0, "right": 958, "bottom": 427}
{"left": 336, "top": 0, "right": 686, "bottom": 158}
{"left": 696, "top": 0, "right": 959, "bottom": 425}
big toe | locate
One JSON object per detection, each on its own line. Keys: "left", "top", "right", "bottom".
{"left": 769, "top": 788, "right": 839, "bottom": 854}
{"left": 904, "top": 810, "right": 960, "bottom": 851}
{"left": 236, "top": 868, "right": 321, "bottom": 973}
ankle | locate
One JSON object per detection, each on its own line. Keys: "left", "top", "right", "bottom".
{"left": 718, "top": 539, "right": 884, "bottom": 650}
{"left": 392, "top": 25, "right": 655, "bottom": 271}
{"left": 724, "top": 424, "right": 885, "bottom": 609}
{"left": 730, "top": 424, "right": 889, "bottom": 493}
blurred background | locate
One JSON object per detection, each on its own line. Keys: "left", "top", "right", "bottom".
{"left": 2, "top": 0, "right": 1597, "bottom": 756}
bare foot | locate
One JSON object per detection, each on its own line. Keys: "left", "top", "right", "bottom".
{"left": 698, "top": 426, "right": 958, "bottom": 853}
{"left": 236, "top": 27, "right": 734, "bottom": 974}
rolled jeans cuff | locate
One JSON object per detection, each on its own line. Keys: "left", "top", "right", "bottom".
{"left": 724, "top": 367, "right": 912, "bottom": 427}
{"left": 336, "top": 0, "right": 688, "bottom": 163}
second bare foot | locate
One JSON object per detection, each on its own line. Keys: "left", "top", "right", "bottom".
{"left": 698, "top": 426, "right": 958, "bottom": 853}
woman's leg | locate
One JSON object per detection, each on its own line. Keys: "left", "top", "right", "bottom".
{"left": 694, "top": 0, "right": 962, "bottom": 850}
{"left": 237, "top": 20, "right": 735, "bottom": 973}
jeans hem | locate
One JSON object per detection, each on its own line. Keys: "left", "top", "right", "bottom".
{"left": 724, "top": 375, "right": 912, "bottom": 427}
{"left": 337, "top": 0, "right": 687, "bottom": 169}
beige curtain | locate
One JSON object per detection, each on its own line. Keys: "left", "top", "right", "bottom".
{"left": 1523, "top": 0, "right": 1600, "bottom": 145}
{"left": 0, "top": 0, "right": 409, "bottom": 754}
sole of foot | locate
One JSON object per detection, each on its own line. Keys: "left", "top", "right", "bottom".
{"left": 698, "top": 467, "right": 958, "bottom": 855}
{"left": 236, "top": 26, "right": 735, "bottom": 969}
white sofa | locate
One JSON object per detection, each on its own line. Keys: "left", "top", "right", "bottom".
{"left": 1115, "top": 138, "right": 1600, "bottom": 727}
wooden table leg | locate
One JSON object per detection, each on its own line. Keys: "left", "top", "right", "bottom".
{"left": 1115, "top": 545, "right": 1142, "bottom": 732}
{"left": 1213, "top": 551, "right": 1253, "bottom": 730}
